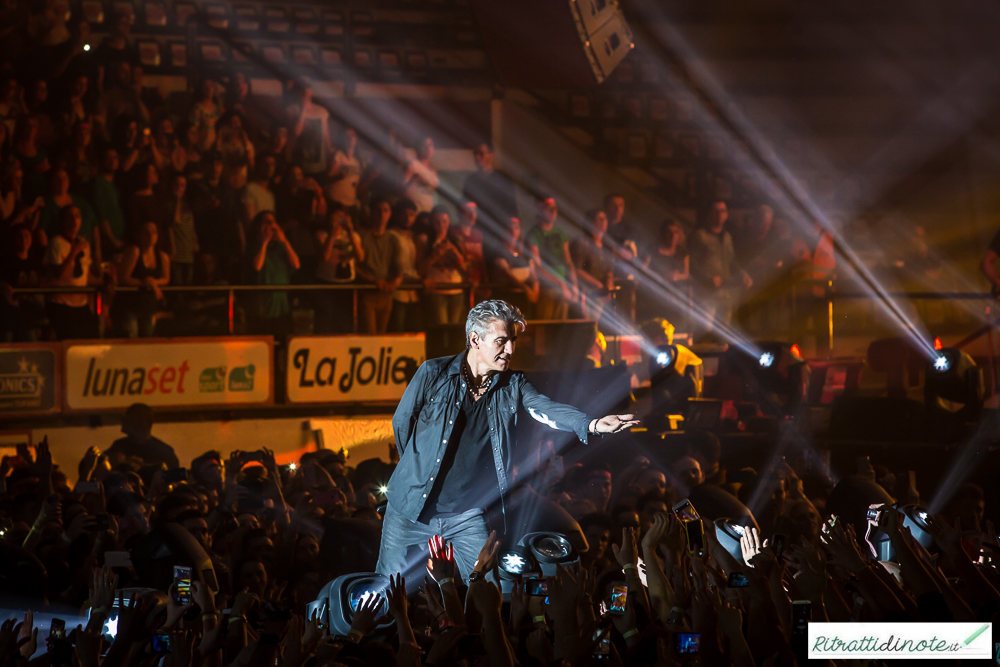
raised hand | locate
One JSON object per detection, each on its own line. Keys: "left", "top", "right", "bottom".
{"left": 348, "top": 592, "right": 384, "bottom": 637}
{"left": 418, "top": 577, "right": 445, "bottom": 621}
{"left": 739, "top": 526, "right": 762, "bottom": 566}
{"left": 0, "top": 619, "right": 26, "bottom": 665}
{"left": 612, "top": 527, "right": 639, "bottom": 570}
{"left": 925, "top": 514, "right": 963, "bottom": 558}
{"left": 642, "top": 513, "right": 670, "bottom": 551}
{"left": 18, "top": 611, "right": 36, "bottom": 659}
{"left": 90, "top": 564, "right": 119, "bottom": 612}
{"left": 822, "top": 520, "right": 868, "bottom": 575}
{"left": 164, "top": 583, "right": 193, "bottom": 629}
{"left": 473, "top": 530, "right": 500, "bottom": 575}
{"left": 385, "top": 573, "right": 408, "bottom": 622}
{"left": 426, "top": 535, "right": 456, "bottom": 583}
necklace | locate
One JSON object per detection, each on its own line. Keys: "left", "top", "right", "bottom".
{"left": 462, "top": 361, "right": 491, "bottom": 397}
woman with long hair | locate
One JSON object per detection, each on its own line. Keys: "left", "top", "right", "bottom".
{"left": 189, "top": 78, "right": 222, "bottom": 153}
{"left": 313, "top": 205, "right": 363, "bottom": 334}
{"left": 115, "top": 220, "right": 170, "bottom": 337}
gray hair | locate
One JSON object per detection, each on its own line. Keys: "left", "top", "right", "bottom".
{"left": 465, "top": 300, "right": 526, "bottom": 348}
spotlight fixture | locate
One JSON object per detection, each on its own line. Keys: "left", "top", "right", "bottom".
{"left": 924, "top": 347, "right": 983, "bottom": 424}
{"left": 496, "top": 546, "right": 538, "bottom": 600}
{"left": 287, "top": 463, "right": 297, "bottom": 471}
{"left": 863, "top": 503, "right": 934, "bottom": 562}
{"left": 311, "top": 573, "right": 392, "bottom": 637}
{"left": 518, "top": 533, "right": 579, "bottom": 576}
{"left": 721, "top": 341, "right": 809, "bottom": 416}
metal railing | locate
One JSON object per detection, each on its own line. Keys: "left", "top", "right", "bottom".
{"left": 11, "top": 281, "right": 622, "bottom": 338}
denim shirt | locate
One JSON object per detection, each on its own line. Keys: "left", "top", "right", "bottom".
{"left": 387, "top": 352, "right": 595, "bottom": 521}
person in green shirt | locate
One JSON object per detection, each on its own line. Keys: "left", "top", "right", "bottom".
{"left": 87, "top": 147, "right": 127, "bottom": 258}
{"left": 525, "top": 194, "right": 577, "bottom": 320}
{"left": 250, "top": 210, "right": 300, "bottom": 340}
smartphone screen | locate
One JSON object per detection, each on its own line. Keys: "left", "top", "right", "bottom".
{"left": 152, "top": 632, "right": 171, "bottom": 653}
{"left": 524, "top": 579, "right": 549, "bottom": 597}
{"left": 49, "top": 618, "right": 66, "bottom": 640}
{"left": 672, "top": 499, "right": 699, "bottom": 522}
{"left": 674, "top": 632, "right": 700, "bottom": 654}
{"left": 727, "top": 572, "right": 749, "bottom": 588}
{"left": 609, "top": 582, "right": 628, "bottom": 614}
{"left": 173, "top": 565, "right": 192, "bottom": 605}
{"left": 684, "top": 518, "right": 705, "bottom": 556}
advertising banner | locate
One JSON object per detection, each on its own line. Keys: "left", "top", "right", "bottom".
{"left": 287, "top": 334, "right": 425, "bottom": 404}
{"left": 0, "top": 344, "right": 60, "bottom": 416}
{"left": 64, "top": 338, "right": 272, "bottom": 411}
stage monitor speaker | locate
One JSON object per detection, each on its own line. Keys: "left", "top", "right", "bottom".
{"left": 470, "top": 0, "right": 634, "bottom": 87}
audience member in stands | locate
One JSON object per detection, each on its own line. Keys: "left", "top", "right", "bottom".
{"left": 388, "top": 198, "right": 422, "bottom": 332}
{"left": 43, "top": 203, "right": 103, "bottom": 338}
{"left": 314, "top": 204, "right": 363, "bottom": 334}
{"left": 490, "top": 216, "right": 539, "bottom": 317}
{"left": 94, "top": 10, "right": 138, "bottom": 90}
{"left": 61, "top": 117, "right": 99, "bottom": 188}
{"left": 116, "top": 220, "right": 169, "bottom": 337}
{"left": 174, "top": 119, "right": 202, "bottom": 170}
{"left": 671, "top": 454, "right": 704, "bottom": 498}
{"left": 0, "top": 75, "right": 24, "bottom": 138}
{"left": 216, "top": 161, "right": 249, "bottom": 281}
{"left": 38, "top": 167, "right": 97, "bottom": 245}
{"left": 250, "top": 210, "right": 300, "bottom": 339}
{"left": 124, "top": 161, "right": 163, "bottom": 238}
{"left": 13, "top": 114, "right": 50, "bottom": 202}
{"left": 0, "top": 223, "right": 41, "bottom": 341}
{"left": 276, "top": 163, "right": 326, "bottom": 229}
{"left": 526, "top": 193, "right": 577, "bottom": 320}
{"left": 87, "top": 146, "right": 127, "bottom": 256}
{"left": 419, "top": 205, "right": 466, "bottom": 328}
{"left": 288, "top": 84, "right": 331, "bottom": 176}
{"left": 572, "top": 208, "right": 616, "bottom": 327}
{"left": 603, "top": 192, "right": 641, "bottom": 264}
{"left": 242, "top": 155, "right": 276, "bottom": 222}
{"left": 165, "top": 173, "right": 198, "bottom": 286}
{"left": 357, "top": 198, "right": 401, "bottom": 334}
{"left": 463, "top": 140, "right": 516, "bottom": 231}
{"left": 97, "top": 61, "right": 148, "bottom": 135}
{"left": 1, "top": 161, "right": 45, "bottom": 232}
{"left": 215, "top": 109, "right": 254, "bottom": 168}
{"left": 105, "top": 402, "right": 179, "bottom": 469}
{"left": 403, "top": 135, "right": 439, "bottom": 214}
{"left": 25, "top": 78, "right": 55, "bottom": 146}
{"left": 451, "top": 200, "right": 487, "bottom": 289}
{"left": 641, "top": 218, "right": 690, "bottom": 322}
{"left": 327, "top": 125, "right": 362, "bottom": 215}
{"left": 690, "top": 199, "right": 752, "bottom": 335}
{"left": 189, "top": 78, "right": 222, "bottom": 152}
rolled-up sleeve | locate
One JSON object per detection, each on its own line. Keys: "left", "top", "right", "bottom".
{"left": 519, "top": 375, "right": 595, "bottom": 445}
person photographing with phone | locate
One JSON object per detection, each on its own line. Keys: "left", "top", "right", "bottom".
{"left": 376, "top": 299, "right": 639, "bottom": 582}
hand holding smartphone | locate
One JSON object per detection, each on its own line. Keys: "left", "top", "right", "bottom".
{"left": 173, "top": 565, "right": 192, "bottom": 605}
{"left": 609, "top": 582, "right": 628, "bottom": 614}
